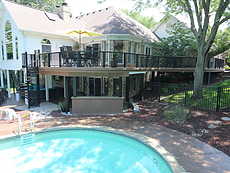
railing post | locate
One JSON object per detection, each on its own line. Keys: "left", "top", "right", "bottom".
{"left": 103, "top": 51, "right": 106, "bottom": 67}
{"left": 25, "top": 52, "right": 28, "bottom": 67}
{"left": 136, "top": 54, "right": 139, "bottom": 67}
{"left": 77, "top": 51, "right": 81, "bottom": 67}
{"left": 124, "top": 53, "right": 127, "bottom": 68}
{"left": 59, "top": 52, "right": 62, "bottom": 67}
{"left": 146, "top": 55, "right": 149, "bottom": 68}
{"left": 48, "top": 53, "right": 51, "bottom": 67}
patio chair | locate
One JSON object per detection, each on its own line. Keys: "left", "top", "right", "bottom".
{"left": 60, "top": 47, "right": 72, "bottom": 67}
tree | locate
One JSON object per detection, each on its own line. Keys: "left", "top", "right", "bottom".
{"left": 133, "top": 0, "right": 230, "bottom": 98}
{"left": 209, "top": 27, "right": 230, "bottom": 58}
{"left": 11, "top": 0, "right": 64, "bottom": 12}
{"left": 154, "top": 21, "right": 197, "bottom": 56}
{"left": 122, "top": 9, "right": 158, "bottom": 29}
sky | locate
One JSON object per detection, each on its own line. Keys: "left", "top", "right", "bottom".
{"left": 65, "top": 0, "right": 165, "bottom": 22}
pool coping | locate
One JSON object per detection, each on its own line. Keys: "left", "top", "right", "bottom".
{"left": 0, "top": 125, "right": 188, "bottom": 173}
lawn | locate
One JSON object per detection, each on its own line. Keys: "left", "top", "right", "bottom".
{"left": 161, "top": 80, "right": 230, "bottom": 111}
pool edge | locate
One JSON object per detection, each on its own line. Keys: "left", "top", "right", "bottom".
{"left": 0, "top": 125, "right": 188, "bottom": 173}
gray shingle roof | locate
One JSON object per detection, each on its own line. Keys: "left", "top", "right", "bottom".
{"left": 3, "top": 0, "right": 160, "bottom": 42}
{"left": 76, "top": 6, "right": 160, "bottom": 42}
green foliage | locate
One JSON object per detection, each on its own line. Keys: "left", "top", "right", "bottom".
{"left": 161, "top": 80, "right": 230, "bottom": 110}
{"left": 154, "top": 21, "right": 197, "bottom": 56}
{"left": 168, "top": 84, "right": 178, "bottom": 91}
{"left": 11, "top": 0, "right": 64, "bottom": 12}
{"left": 133, "top": 0, "right": 230, "bottom": 98}
{"left": 113, "top": 41, "right": 124, "bottom": 62}
{"left": 22, "top": 113, "right": 30, "bottom": 118}
{"left": 209, "top": 28, "right": 230, "bottom": 58}
{"left": 58, "top": 100, "right": 66, "bottom": 112}
{"left": 213, "top": 80, "right": 230, "bottom": 87}
{"left": 161, "top": 87, "right": 169, "bottom": 93}
{"left": 122, "top": 9, "right": 158, "bottom": 29}
{"left": 164, "top": 104, "right": 190, "bottom": 123}
{"left": 225, "top": 65, "right": 230, "bottom": 70}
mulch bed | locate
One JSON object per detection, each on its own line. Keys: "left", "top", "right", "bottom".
{"left": 119, "top": 100, "right": 230, "bottom": 157}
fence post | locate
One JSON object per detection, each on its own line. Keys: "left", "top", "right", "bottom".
{"left": 157, "top": 82, "right": 161, "bottom": 102}
{"left": 216, "top": 87, "right": 222, "bottom": 112}
{"left": 184, "top": 91, "right": 187, "bottom": 106}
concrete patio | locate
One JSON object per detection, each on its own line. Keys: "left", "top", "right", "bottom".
{"left": 0, "top": 94, "right": 230, "bottom": 173}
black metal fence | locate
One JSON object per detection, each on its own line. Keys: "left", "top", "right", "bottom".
{"left": 22, "top": 51, "right": 225, "bottom": 69}
{"left": 144, "top": 82, "right": 230, "bottom": 112}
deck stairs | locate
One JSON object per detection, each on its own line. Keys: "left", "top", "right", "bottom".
{"left": 19, "top": 51, "right": 40, "bottom": 109}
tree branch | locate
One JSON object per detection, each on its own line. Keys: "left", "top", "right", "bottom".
{"left": 205, "top": 0, "right": 230, "bottom": 53}
{"left": 184, "top": 0, "right": 198, "bottom": 37}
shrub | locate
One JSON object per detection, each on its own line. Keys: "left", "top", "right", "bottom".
{"left": 161, "top": 87, "right": 169, "bottom": 93}
{"left": 168, "top": 84, "right": 179, "bottom": 91}
{"left": 58, "top": 101, "right": 66, "bottom": 112}
{"left": 164, "top": 104, "right": 190, "bottom": 123}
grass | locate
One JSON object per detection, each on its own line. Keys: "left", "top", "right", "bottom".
{"left": 161, "top": 80, "right": 230, "bottom": 111}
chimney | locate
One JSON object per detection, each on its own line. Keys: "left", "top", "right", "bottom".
{"left": 56, "top": 2, "right": 70, "bottom": 20}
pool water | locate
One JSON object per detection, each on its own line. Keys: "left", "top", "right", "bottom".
{"left": 0, "top": 129, "right": 173, "bottom": 173}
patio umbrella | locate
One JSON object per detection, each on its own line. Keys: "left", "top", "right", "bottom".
{"left": 66, "top": 29, "right": 103, "bottom": 50}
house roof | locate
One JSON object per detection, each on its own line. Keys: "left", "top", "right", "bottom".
{"left": 2, "top": 0, "right": 160, "bottom": 42}
{"left": 2, "top": 0, "right": 85, "bottom": 35}
{"left": 75, "top": 6, "right": 160, "bottom": 42}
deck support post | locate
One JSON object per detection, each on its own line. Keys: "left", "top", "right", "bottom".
{"left": 65, "top": 77, "right": 71, "bottom": 113}
{"left": 126, "top": 77, "right": 130, "bottom": 101}
{"left": 73, "top": 77, "right": 77, "bottom": 97}
{"left": 139, "top": 73, "right": 144, "bottom": 101}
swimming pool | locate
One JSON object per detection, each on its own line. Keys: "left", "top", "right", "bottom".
{"left": 0, "top": 128, "right": 173, "bottom": 173}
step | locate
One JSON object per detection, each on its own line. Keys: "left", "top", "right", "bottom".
{"left": 20, "top": 133, "right": 35, "bottom": 145}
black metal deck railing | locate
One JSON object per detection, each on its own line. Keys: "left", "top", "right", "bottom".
{"left": 22, "top": 50, "right": 225, "bottom": 69}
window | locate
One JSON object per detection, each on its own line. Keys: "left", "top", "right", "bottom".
{"left": 134, "top": 43, "right": 138, "bottom": 63}
{"left": 128, "top": 41, "right": 132, "bottom": 64}
{"left": 15, "top": 37, "right": 19, "bottom": 59}
{"left": 5, "top": 21, "right": 13, "bottom": 60}
{"left": 41, "top": 39, "right": 51, "bottom": 53}
{"left": 113, "top": 78, "right": 120, "bottom": 96}
{"left": 1, "top": 41, "right": 4, "bottom": 60}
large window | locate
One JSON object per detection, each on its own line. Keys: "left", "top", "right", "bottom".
{"left": 1, "top": 41, "right": 4, "bottom": 60}
{"left": 5, "top": 21, "right": 13, "bottom": 60}
{"left": 15, "top": 37, "right": 19, "bottom": 59}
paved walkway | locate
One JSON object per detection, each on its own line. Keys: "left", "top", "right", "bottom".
{"left": 0, "top": 94, "right": 230, "bottom": 173}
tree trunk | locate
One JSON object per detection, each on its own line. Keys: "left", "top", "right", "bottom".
{"left": 193, "top": 47, "right": 207, "bottom": 99}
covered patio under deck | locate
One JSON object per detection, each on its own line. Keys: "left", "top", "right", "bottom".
{"left": 39, "top": 67, "right": 131, "bottom": 115}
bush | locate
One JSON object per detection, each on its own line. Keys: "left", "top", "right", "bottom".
{"left": 161, "top": 87, "right": 169, "bottom": 93}
{"left": 225, "top": 65, "right": 230, "bottom": 70}
{"left": 58, "top": 101, "right": 66, "bottom": 112}
{"left": 164, "top": 104, "right": 190, "bottom": 123}
{"left": 168, "top": 84, "right": 179, "bottom": 91}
